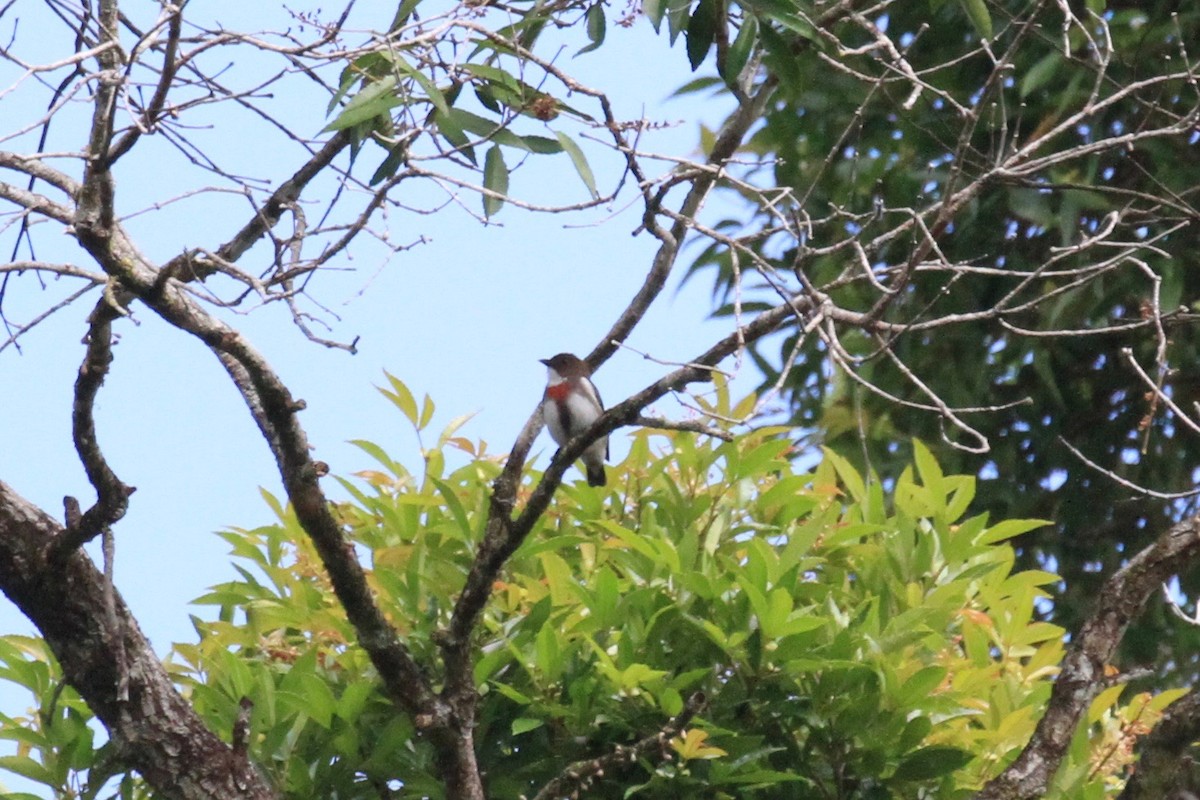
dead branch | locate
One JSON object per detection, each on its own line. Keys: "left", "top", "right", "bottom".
{"left": 635, "top": 415, "right": 736, "bottom": 442}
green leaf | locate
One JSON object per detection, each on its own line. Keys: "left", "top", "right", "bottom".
{"left": 722, "top": 15, "right": 758, "bottom": 85}
{"left": 539, "top": 552, "right": 574, "bottom": 606}
{"left": 435, "top": 108, "right": 476, "bottom": 164}
{"left": 380, "top": 372, "right": 419, "bottom": 425}
{"left": 1021, "top": 51, "right": 1064, "bottom": 98}
{"left": 898, "top": 715, "right": 933, "bottom": 754}
{"left": 892, "top": 745, "right": 973, "bottom": 781}
{"left": 418, "top": 393, "right": 435, "bottom": 431}
{"left": 369, "top": 141, "right": 407, "bottom": 186}
{"left": 666, "top": 0, "right": 691, "bottom": 43}
{"left": 0, "top": 755, "right": 54, "bottom": 786}
{"left": 898, "top": 666, "right": 947, "bottom": 703}
{"left": 430, "top": 478, "right": 472, "bottom": 541}
{"left": 643, "top": 0, "right": 666, "bottom": 31}
{"left": 555, "top": 132, "right": 599, "bottom": 199}
{"left": 512, "top": 717, "right": 543, "bottom": 735}
{"left": 390, "top": 0, "right": 422, "bottom": 30}
{"left": 323, "top": 76, "right": 401, "bottom": 132}
{"left": 483, "top": 145, "right": 509, "bottom": 218}
{"left": 519, "top": 135, "right": 564, "bottom": 154}
{"left": 742, "top": 0, "right": 818, "bottom": 42}
{"left": 979, "top": 518, "right": 1052, "bottom": 545}
{"left": 440, "top": 108, "right": 562, "bottom": 153}
{"left": 958, "top": 0, "right": 993, "bottom": 40}
{"left": 686, "top": 0, "right": 718, "bottom": 70}
{"left": 912, "top": 439, "right": 945, "bottom": 502}
{"left": 535, "top": 622, "right": 562, "bottom": 680}
{"left": 758, "top": 22, "right": 804, "bottom": 94}
{"left": 578, "top": 3, "right": 607, "bottom": 55}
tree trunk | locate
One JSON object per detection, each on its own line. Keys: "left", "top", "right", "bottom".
{"left": 0, "top": 482, "right": 277, "bottom": 800}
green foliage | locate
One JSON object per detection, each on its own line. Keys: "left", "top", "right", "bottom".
{"left": 678, "top": 0, "right": 1200, "bottom": 665}
{"left": 0, "top": 379, "right": 1184, "bottom": 798}
{"left": 323, "top": 0, "right": 603, "bottom": 210}
{"left": 0, "top": 638, "right": 146, "bottom": 800}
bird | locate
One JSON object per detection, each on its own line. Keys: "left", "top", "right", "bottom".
{"left": 540, "top": 353, "right": 608, "bottom": 487}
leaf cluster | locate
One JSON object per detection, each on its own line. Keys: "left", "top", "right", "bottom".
{"left": 324, "top": 1, "right": 603, "bottom": 216}
{"left": 673, "top": 0, "right": 1200, "bottom": 667}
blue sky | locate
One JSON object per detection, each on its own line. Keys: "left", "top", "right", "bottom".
{"left": 0, "top": 2, "right": 759, "bottom": 791}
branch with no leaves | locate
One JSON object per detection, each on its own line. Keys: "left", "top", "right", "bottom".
{"left": 1056, "top": 436, "right": 1200, "bottom": 501}
{"left": 976, "top": 512, "right": 1200, "bottom": 800}
{"left": 635, "top": 415, "right": 735, "bottom": 442}
{"left": 50, "top": 299, "right": 136, "bottom": 563}
{"left": 151, "top": 287, "right": 444, "bottom": 724}
{"left": 106, "top": 2, "right": 183, "bottom": 164}
{"left": 531, "top": 692, "right": 708, "bottom": 800}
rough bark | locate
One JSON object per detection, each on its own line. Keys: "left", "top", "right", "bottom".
{"left": 0, "top": 482, "right": 277, "bottom": 800}
{"left": 977, "top": 514, "right": 1200, "bottom": 799}
{"left": 1119, "top": 690, "right": 1200, "bottom": 800}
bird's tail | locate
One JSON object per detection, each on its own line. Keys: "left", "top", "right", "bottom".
{"left": 586, "top": 463, "right": 606, "bottom": 487}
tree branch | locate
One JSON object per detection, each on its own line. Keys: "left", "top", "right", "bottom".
{"left": 147, "top": 281, "right": 444, "bottom": 723}
{"left": 0, "top": 483, "right": 277, "bottom": 800}
{"left": 531, "top": 692, "right": 708, "bottom": 800}
{"left": 589, "top": 78, "right": 777, "bottom": 370}
{"left": 444, "top": 291, "right": 807, "bottom": 687}
{"left": 634, "top": 415, "right": 735, "bottom": 442}
{"left": 976, "top": 513, "right": 1200, "bottom": 799}
{"left": 106, "top": 1, "right": 183, "bottom": 164}
{"left": 50, "top": 299, "right": 136, "bottom": 563}
{"left": 1118, "top": 689, "right": 1200, "bottom": 800}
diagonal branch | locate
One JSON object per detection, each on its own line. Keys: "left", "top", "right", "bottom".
{"left": 976, "top": 513, "right": 1200, "bottom": 800}
{"left": 588, "top": 78, "right": 777, "bottom": 371}
{"left": 444, "top": 291, "right": 810, "bottom": 681}
{"left": 144, "top": 278, "right": 444, "bottom": 724}
{"left": 106, "top": 1, "right": 183, "bottom": 164}
{"left": 531, "top": 692, "right": 708, "bottom": 800}
{"left": 0, "top": 179, "right": 75, "bottom": 224}
{"left": 207, "top": 129, "right": 353, "bottom": 267}
{"left": 634, "top": 415, "right": 735, "bottom": 442}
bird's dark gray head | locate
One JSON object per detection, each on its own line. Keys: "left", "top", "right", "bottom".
{"left": 539, "top": 353, "right": 590, "bottom": 377}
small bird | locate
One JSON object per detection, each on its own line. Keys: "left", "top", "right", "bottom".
{"left": 540, "top": 353, "right": 608, "bottom": 487}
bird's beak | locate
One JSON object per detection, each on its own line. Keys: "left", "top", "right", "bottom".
{"left": 538, "top": 358, "right": 550, "bottom": 366}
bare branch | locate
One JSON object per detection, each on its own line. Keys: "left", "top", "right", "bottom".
{"left": 1057, "top": 437, "right": 1200, "bottom": 501}
{"left": 106, "top": 1, "right": 183, "bottom": 164}
{"left": 635, "top": 415, "right": 736, "bottom": 442}
{"left": 50, "top": 300, "right": 137, "bottom": 564}
{"left": 0, "top": 483, "right": 277, "bottom": 800}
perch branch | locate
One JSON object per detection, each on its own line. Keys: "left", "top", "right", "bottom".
{"left": 531, "top": 692, "right": 708, "bottom": 800}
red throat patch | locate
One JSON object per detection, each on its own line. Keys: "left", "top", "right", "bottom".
{"left": 546, "top": 382, "right": 571, "bottom": 402}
